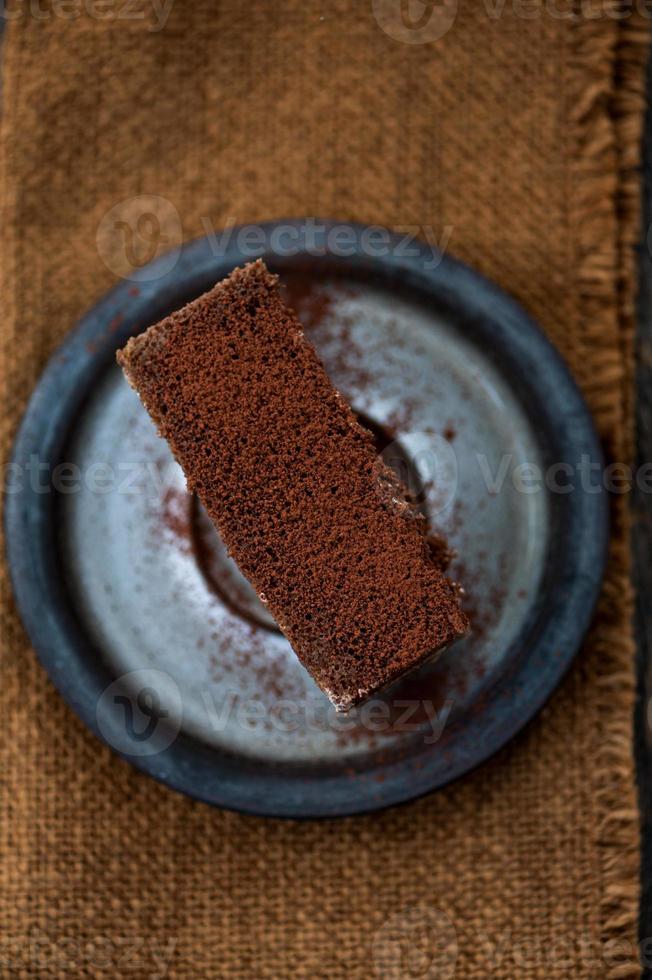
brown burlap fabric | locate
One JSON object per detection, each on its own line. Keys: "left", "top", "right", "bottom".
{"left": 0, "top": 3, "right": 649, "bottom": 977}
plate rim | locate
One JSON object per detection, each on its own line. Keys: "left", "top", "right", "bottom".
{"left": 4, "top": 220, "right": 609, "bottom": 818}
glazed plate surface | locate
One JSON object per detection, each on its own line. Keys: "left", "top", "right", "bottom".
{"left": 6, "top": 223, "right": 607, "bottom": 817}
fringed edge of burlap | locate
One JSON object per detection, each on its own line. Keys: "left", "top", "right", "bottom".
{"left": 572, "top": 10, "right": 648, "bottom": 977}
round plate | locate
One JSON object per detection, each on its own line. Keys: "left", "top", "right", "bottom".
{"left": 5, "top": 221, "right": 608, "bottom": 818}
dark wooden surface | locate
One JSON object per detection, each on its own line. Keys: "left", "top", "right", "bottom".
{"left": 634, "top": 41, "right": 652, "bottom": 978}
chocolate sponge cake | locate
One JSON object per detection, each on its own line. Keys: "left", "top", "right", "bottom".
{"left": 118, "top": 260, "right": 467, "bottom": 711}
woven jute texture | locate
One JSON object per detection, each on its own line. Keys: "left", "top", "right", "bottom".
{"left": 0, "top": 3, "right": 649, "bottom": 978}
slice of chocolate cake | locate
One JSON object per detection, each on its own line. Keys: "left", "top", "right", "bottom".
{"left": 117, "top": 260, "right": 467, "bottom": 711}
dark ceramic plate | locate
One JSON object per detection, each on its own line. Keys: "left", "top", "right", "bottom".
{"left": 5, "top": 221, "right": 607, "bottom": 818}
